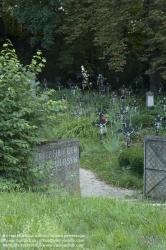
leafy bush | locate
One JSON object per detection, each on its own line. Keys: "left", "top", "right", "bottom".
{"left": 131, "top": 114, "right": 154, "bottom": 128}
{"left": 0, "top": 41, "right": 65, "bottom": 188}
{"left": 118, "top": 147, "right": 144, "bottom": 174}
{"left": 118, "top": 149, "right": 131, "bottom": 167}
{"left": 129, "top": 147, "right": 144, "bottom": 174}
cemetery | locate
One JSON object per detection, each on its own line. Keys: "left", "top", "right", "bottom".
{"left": 1, "top": 1, "right": 166, "bottom": 248}
{"left": 45, "top": 71, "right": 166, "bottom": 200}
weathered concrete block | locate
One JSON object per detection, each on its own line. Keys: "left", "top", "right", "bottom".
{"left": 35, "top": 139, "right": 80, "bottom": 193}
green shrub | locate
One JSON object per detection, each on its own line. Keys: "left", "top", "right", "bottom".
{"left": 131, "top": 114, "right": 154, "bottom": 128}
{"left": 118, "top": 149, "right": 131, "bottom": 167}
{"left": 118, "top": 147, "right": 144, "bottom": 174}
{"left": 0, "top": 41, "right": 65, "bottom": 188}
{"left": 129, "top": 147, "right": 144, "bottom": 174}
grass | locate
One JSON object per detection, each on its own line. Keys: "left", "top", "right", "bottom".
{"left": 0, "top": 191, "right": 166, "bottom": 249}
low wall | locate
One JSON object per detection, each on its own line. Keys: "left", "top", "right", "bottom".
{"left": 35, "top": 139, "right": 80, "bottom": 193}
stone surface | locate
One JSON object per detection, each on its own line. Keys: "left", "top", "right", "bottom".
{"left": 35, "top": 139, "right": 80, "bottom": 193}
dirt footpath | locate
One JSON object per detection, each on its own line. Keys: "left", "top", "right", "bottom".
{"left": 80, "top": 168, "right": 139, "bottom": 199}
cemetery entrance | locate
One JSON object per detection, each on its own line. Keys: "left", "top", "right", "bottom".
{"left": 144, "top": 136, "right": 166, "bottom": 199}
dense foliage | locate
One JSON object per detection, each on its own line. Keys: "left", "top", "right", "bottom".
{"left": 3, "top": 0, "right": 62, "bottom": 49}
{"left": 118, "top": 147, "right": 144, "bottom": 174}
{"left": 131, "top": 114, "right": 154, "bottom": 128}
{"left": 0, "top": 41, "right": 65, "bottom": 188}
{"left": 1, "top": 0, "right": 166, "bottom": 89}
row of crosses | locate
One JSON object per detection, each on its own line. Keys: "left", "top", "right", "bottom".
{"left": 92, "top": 108, "right": 139, "bottom": 147}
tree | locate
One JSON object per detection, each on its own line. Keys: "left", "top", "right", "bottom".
{"left": 55, "top": 0, "right": 146, "bottom": 82}
{"left": 140, "top": 0, "right": 166, "bottom": 90}
{"left": 4, "top": 0, "right": 62, "bottom": 49}
{"left": 58, "top": 0, "right": 142, "bottom": 72}
{"left": 56, "top": 0, "right": 110, "bottom": 77}
{"left": 59, "top": 0, "right": 166, "bottom": 89}
{"left": 0, "top": 0, "right": 6, "bottom": 42}
{"left": 4, "top": 0, "right": 166, "bottom": 89}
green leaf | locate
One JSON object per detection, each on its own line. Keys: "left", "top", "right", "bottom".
{"left": 36, "top": 51, "right": 42, "bottom": 55}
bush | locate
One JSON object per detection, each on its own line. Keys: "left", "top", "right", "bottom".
{"left": 131, "top": 114, "right": 154, "bottom": 128}
{"left": 118, "top": 149, "right": 131, "bottom": 167}
{"left": 0, "top": 41, "right": 65, "bottom": 188}
{"left": 129, "top": 147, "right": 144, "bottom": 174}
{"left": 118, "top": 147, "right": 144, "bottom": 174}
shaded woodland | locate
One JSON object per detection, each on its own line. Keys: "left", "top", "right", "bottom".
{"left": 0, "top": 0, "right": 166, "bottom": 91}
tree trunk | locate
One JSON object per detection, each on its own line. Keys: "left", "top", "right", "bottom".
{"left": 0, "top": 0, "right": 5, "bottom": 42}
{"left": 149, "top": 72, "right": 161, "bottom": 91}
{"left": 149, "top": 51, "right": 163, "bottom": 91}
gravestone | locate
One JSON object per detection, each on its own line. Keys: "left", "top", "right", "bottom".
{"left": 144, "top": 136, "right": 166, "bottom": 199}
{"left": 35, "top": 139, "right": 80, "bottom": 193}
{"left": 146, "top": 91, "right": 154, "bottom": 107}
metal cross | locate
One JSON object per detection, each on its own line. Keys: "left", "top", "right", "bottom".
{"left": 116, "top": 107, "right": 128, "bottom": 125}
{"left": 110, "top": 92, "right": 117, "bottom": 105}
{"left": 151, "top": 114, "right": 163, "bottom": 135}
{"left": 160, "top": 97, "right": 166, "bottom": 113}
{"left": 71, "top": 85, "right": 77, "bottom": 95}
{"left": 106, "top": 83, "right": 111, "bottom": 93}
{"left": 43, "top": 78, "right": 48, "bottom": 90}
{"left": 158, "top": 82, "right": 163, "bottom": 94}
{"left": 77, "top": 98, "right": 84, "bottom": 108}
{"left": 117, "top": 119, "right": 138, "bottom": 148}
{"left": 82, "top": 80, "right": 87, "bottom": 95}
{"left": 92, "top": 109, "right": 110, "bottom": 141}
{"left": 61, "top": 94, "right": 69, "bottom": 105}
{"left": 130, "top": 99, "right": 139, "bottom": 114}
{"left": 120, "top": 95, "right": 126, "bottom": 107}
{"left": 74, "top": 108, "right": 82, "bottom": 119}
{"left": 55, "top": 77, "right": 62, "bottom": 91}
{"left": 128, "top": 85, "right": 133, "bottom": 98}
{"left": 67, "top": 79, "right": 73, "bottom": 89}
{"left": 119, "top": 85, "right": 126, "bottom": 96}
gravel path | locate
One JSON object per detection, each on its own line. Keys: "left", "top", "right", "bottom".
{"left": 80, "top": 168, "right": 139, "bottom": 199}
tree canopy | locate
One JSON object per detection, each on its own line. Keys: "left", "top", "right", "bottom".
{"left": 2, "top": 0, "right": 166, "bottom": 89}
{"left": 4, "top": 0, "right": 62, "bottom": 49}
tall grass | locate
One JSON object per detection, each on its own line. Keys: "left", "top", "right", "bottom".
{"left": 0, "top": 191, "right": 165, "bottom": 249}
{"left": 53, "top": 117, "right": 96, "bottom": 139}
{"left": 102, "top": 133, "right": 120, "bottom": 153}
